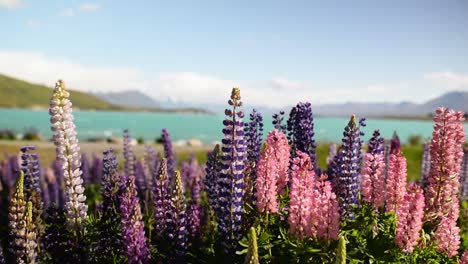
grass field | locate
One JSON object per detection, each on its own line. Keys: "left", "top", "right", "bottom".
{"left": 0, "top": 140, "right": 423, "bottom": 180}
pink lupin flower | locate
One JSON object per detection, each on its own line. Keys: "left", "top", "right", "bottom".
{"left": 255, "top": 130, "right": 290, "bottom": 213}
{"left": 314, "top": 174, "right": 340, "bottom": 241}
{"left": 361, "top": 153, "right": 386, "bottom": 209}
{"left": 288, "top": 151, "right": 315, "bottom": 239}
{"left": 385, "top": 149, "right": 407, "bottom": 213}
{"left": 433, "top": 202, "right": 460, "bottom": 258}
{"left": 460, "top": 250, "right": 468, "bottom": 264}
{"left": 395, "top": 184, "right": 425, "bottom": 253}
{"left": 425, "top": 107, "right": 465, "bottom": 223}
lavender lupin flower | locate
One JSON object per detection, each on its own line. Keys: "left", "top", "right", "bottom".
{"left": 204, "top": 145, "right": 221, "bottom": 211}
{"left": 49, "top": 80, "right": 87, "bottom": 232}
{"left": 460, "top": 145, "right": 468, "bottom": 200}
{"left": 123, "top": 129, "right": 136, "bottom": 179}
{"left": 272, "top": 111, "right": 286, "bottom": 133}
{"left": 152, "top": 158, "right": 172, "bottom": 241}
{"left": 333, "top": 115, "right": 365, "bottom": 219}
{"left": 217, "top": 87, "right": 246, "bottom": 254}
{"left": 390, "top": 132, "right": 401, "bottom": 154}
{"left": 287, "top": 102, "right": 318, "bottom": 172}
{"left": 418, "top": 142, "right": 431, "bottom": 190}
{"left": 162, "top": 128, "right": 176, "bottom": 180}
{"left": 80, "top": 153, "right": 91, "bottom": 184}
{"left": 120, "top": 175, "right": 150, "bottom": 264}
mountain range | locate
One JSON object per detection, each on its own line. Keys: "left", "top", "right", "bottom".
{"left": 95, "top": 89, "right": 468, "bottom": 118}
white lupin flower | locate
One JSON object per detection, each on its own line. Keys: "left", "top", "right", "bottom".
{"left": 49, "top": 80, "right": 88, "bottom": 232}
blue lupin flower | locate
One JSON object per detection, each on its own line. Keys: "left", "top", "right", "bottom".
{"left": 217, "top": 87, "right": 246, "bottom": 254}
{"left": 244, "top": 109, "right": 263, "bottom": 205}
{"left": 368, "top": 130, "right": 384, "bottom": 156}
{"left": 204, "top": 145, "right": 221, "bottom": 212}
{"left": 162, "top": 128, "right": 176, "bottom": 180}
{"left": 272, "top": 111, "right": 286, "bottom": 133}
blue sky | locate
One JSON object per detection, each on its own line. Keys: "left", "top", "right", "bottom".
{"left": 0, "top": 0, "right": 467, "bottom": 107}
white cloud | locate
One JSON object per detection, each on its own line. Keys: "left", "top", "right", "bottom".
{"left": 59, "top": 8, "right": 76, "bottom": 17}
{"left": 0, "top": 0, "right": 24, "bottom": 9}
{"left": 79, "top": 3, "right": 100, "bottom": 11}
{"left": 269, "top": 78, "right": 305, "bottom": 90}
{"left": 423, "top": 71, "right": 468, "bottom": 89}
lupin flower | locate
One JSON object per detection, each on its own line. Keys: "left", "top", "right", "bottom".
{"left": 460, "top": 250, "right": 468, "bottom": 264}
{"left": 395, "top": 184, "right": 425, "bottom": 253}
{"left": 8, "top": 171, "right": 27, "bottom": 262}
{"left": 135, "top": 159, "right": 148, "bottom": 194}
{"left": 244, "top": 227, "right": 259, "bottom": 264}
{"left": 327, "top": 143, "right": 337, "bottom": 166}
{"left": 255, "top": 130, "right": 290, "bottom": 213}
{"left": 80, "top": 153, "right": 91, "bottom": 184}
{"left": 161, "top": 128, "right": 176, "bottom": 179}
{"left": 459, "top": 145, "right": 468, "bottom": 200}
{"left": 272, "top": 111, "right": 286, "bottom": 133}
{"left": 335, "top": 236, "right": 347, "bottom": 264}
{"left": 288, "top": 151, "right": 316, "bottom": 239}
{"left": 315, "top": 174, "right": 340, "bottom": 241}
{"left": 385, "top": 149, "right": 407, "bottom": 213}
{"left": 368, "top": 130, "right": 385, "bottom": 156}
{"left": 244, "top": 109, "right": 264, "bottom": 205}
{"left": 333, "top": 115, "right": 365, "bottom": 219}
{"left": 433, "top": 202, "right": 460, "bottom": 258}
{"left": 24, "top": 201, "right": 38, "bottom": 264}
{"left": 287, "top": 102, "right": 318, "bottom": 171}
{"left": 20, "top": 146, "right": 43, "bottom": 252}
{"left": 152, "top": 158, "right": 172, "bottom": 240}
{"left": 144, "top": 145, "right": 159, "bottom": 186}
{"left": 418, "top": 142, "right": 431, "bottom": 189}
{"left": 90, "top": 154, "right": 103, "bottom": 184}
{"left": 167, "top": 171, "right": 188, "bottom": 261}
{"left": 204, "top": 145, "right": 221, "bottom": 211}
{"left": 390, "top": 132, "right": 401, "bottom": 154}
{"left": 187, "top": 202, "right": 201, "bottom": 243}
{"left": 49, "top": 80, "right": 87, "bottom": 230}
{"left": 217, "top": 87, "right": 246, "bottom": 253}
{"left": 361, "top": 153, "right": 386, "bottom": 209}
{"left": 120, "top": 175, "right": 150, "bottom": 264}
{"left": 101, "top": 148, "right": 120, "bottom": 210}
{"left": 123, "top": 129, "right": 136, "bottom": 179}
{"left": 425, "top": 107, "right": 465, "bottom": 223}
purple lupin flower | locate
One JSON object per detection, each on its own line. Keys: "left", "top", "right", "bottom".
{"left": 217, "top": 87, "right": 246, "bottom": 254}
{"left": 80, "top": 153, "right": 91, "bottom": 184}
{"left": 333, "top": 115, "right": 365, "bottom": 219}
{"left": 1, "top": 154, "right": 20, "bottom": 189}
{"left": 167, "top": 171, "right": 188, "bottom": 261}
{"left": 460, "top": 145, "right": 468, "bottom": 200}
{"left": 272, "top": 111, "right": 286, "bottom": 133}
{"left": 90, "top": 154, "right": 103, "bottom": 184}
{"left": 286, "top": 102, "right": 318, "bottom": 172}
{"left": 49, "top": 80, "right": 87, "bottom": 232}
{"left": 135, "top": 160, "right": 148, "bottom": 194}
{"left": 152, "top": 158, "right": 172, "bottom": 241}
{"left": 181, "top": 153, "right": 200, "bottom": 195}
{"left": 418, "top": 142, "right": 431, "bottom": 190}
{"left": 244, "top": 109, "right": 264, "bottom": 205}
{"left": 120, "top": 175, "right": 150, "bottom": 264}
{"left": 204, "top": 145, "right": 221, "bottom": 211}
{"left": 101, "top": 148, "right": 120, "bottom": 210}
{"left": 368, "top": 130, "right": 385, "bottom": 156}
{"left": 390, "top": 132, "right": 401, "bottom": 154}
{"left": 161, "top": 128, "right": 176, "bottom": 180}
{"left": 123, "top": 129, "right": 136, "bottom": 179}
{"left": 187, "top": 201, "right": 201, "bottom": 243}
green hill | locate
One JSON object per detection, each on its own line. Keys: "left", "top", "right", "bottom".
{"left": 0, "top": 73, "right": 122, "bottom": 110}
{"left": 0, "top": 74, "right": 210, "bottom": 113}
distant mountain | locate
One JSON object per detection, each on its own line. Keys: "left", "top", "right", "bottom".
{"left": 94, "top": 90, "right": 160, "bottom": 109}
{"left": 312, "top": 91, "right": 468, "bottom": 117}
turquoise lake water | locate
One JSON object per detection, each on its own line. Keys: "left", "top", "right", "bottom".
{"left": 0, "top": 108, "right": 465, "bottom": 144}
